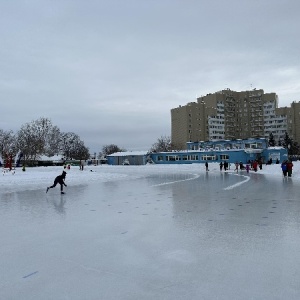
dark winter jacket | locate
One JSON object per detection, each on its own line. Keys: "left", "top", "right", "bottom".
{"left": 54, "top": 171, "right": 67, "bottom": 185}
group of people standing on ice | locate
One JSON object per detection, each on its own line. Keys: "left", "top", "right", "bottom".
{"left": 218, "top": 161, "right": 229, "bottom": 171}
{"left": 216, "top": 158, "right": 294, "bottom": 177}
{"left": 218, "top": 160, "right": 263, "bottom": 173}
{"left": 281, "top": 160, "right": 293, "bottom": 177}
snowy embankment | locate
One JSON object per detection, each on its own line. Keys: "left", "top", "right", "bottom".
{"left": 1, "top": 161, "right": 300, "bottom": 193}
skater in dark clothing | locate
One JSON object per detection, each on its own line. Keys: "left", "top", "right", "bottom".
{"left": 205, "top": 161, "right": 209, "bottom": 171}
{"left": 219, "top": 161, "right": 223, "bottom": 171}
{"left": 46, "top": 171, "right": 67, "bottom": 194}
{"left": 224, "top": 161, "right": 228, "bottom": 171}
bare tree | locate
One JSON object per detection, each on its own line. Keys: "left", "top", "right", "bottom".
{"left": 149, "top": 135, "right": 173, "bottom": 153}
{"left": 44, "top": 125, "right": 61, "bottom": 157}
{"left": 3, "top": 118, "right": 90, "bottom": 165}
{"left": 102, "top": 144, "right": 125, "bottom": 156}
{"left": 16, "top": 122, "right": 40, "bottom": 164}
{"left": 72, "top": 140, "right": 90, "bottom": 161}
{"left": 60, "top": 132, "right": 79, "bottom": 160}
{"left": 60, "top": 132, "right": 89, "bottom": 160}
{"left": 0, "top": 129, "right": 17, "bottom": 160}
{"left": 16, "top": 118, "right": 59, "bottom": 164}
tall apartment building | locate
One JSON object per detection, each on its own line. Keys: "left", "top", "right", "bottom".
{"left": 291, "top": 101, "right": 300, "bottom": 144}
{"left": 171, "top": 89, "right": 298, "bottom": 150}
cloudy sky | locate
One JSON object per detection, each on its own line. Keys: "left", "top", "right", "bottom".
{"left": 1, "top": 0, "right": 300, "bottom": 153}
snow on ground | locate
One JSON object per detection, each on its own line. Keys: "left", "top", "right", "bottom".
{"left": 1, "top": 161, "right": 300, "bottom": 193}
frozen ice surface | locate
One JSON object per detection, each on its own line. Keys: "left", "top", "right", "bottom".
{"left": 1, "top": 163, "right": 300, "bottom": 299}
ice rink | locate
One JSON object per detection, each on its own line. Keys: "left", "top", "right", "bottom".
{"left": 1, "top": 164, "right": 300, "bottom": 299}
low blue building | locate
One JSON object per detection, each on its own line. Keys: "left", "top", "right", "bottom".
{"left": 150, "top": 138, "right": 287, "bottom": 165}
{"left": 107, "top": 151, "right": 149, "bottom": 165}
{"left": 106, "top": 138, "right": 288, "bottom": 166}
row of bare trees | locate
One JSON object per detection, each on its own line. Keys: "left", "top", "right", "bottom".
{"left": 0, "top": 117, "right": 90, "bottom": 165}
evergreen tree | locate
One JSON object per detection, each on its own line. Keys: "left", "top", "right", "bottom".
{"left": 268, "top": 132, "right": 276, "bottom": 147}
{"left": 282, "top": 132, "right": 293, "bottom": 155}
{"left": 289, "top": 141, "right": 300, "bottom": 156}
{"left": 283, "top": 132, "right": 292, "bottom": 149}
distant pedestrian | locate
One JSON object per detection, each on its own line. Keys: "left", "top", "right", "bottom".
{"left": 219, "top": 161, "right": 223, "bottom": 171}
{"left": 239, "top": 162, "right": 245, "bottom": 170}
{"left": 253, "top": 160, "right": 258, "bottom": 172}
{"left": 205, "top": 161, "right": 209, "bottom": 171}
{"left": 80, "top": 160, "right": 84, "bottom": 171}
{"left": 234, "top": 162, "right": 239, "bottom": 172}
{"left": 281, "top": 161, "right": 287, "bottom": 177}
{"left": 287, "top": 160, "right": 293, "bottom": 177}
{"left": 224, "top": 161, "right": 228, "bottom": 171}
{"left": 46, "top": 170, "right": 67, "bottom": 194}
{"left": 246, "top": 164, "right": 250, "bottom": 173}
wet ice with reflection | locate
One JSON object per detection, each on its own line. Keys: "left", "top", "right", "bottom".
{"left": 1, "top": 163, "right": 300, "bottom": 300}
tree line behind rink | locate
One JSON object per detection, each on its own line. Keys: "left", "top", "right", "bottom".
{"left": 0, "top": 117, "right": 90, "bottom": 167}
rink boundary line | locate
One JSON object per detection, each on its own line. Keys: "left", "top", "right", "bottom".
{"left": 151, "top": 173, "right": 200, "bottom": 187}
{"left": 224, "top": 174, "right": 250, "bottom": 190}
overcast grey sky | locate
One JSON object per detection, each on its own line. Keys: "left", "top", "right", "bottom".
{"left": 1, "top": 0, "right": 300, "bottom": 153}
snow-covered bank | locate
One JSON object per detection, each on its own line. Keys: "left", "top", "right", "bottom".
{"left": 1, "top": 161, "right": 300, "bottom": 193}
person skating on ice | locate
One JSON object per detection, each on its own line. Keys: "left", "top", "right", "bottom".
{"left": 46, "top": 170, "right": 67, "bottom": 194}
{"left": 205, "top": 161, "right": 209, "bottom": 171}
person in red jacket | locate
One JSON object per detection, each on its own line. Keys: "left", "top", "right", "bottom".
{"left": 252, "top": 160, "right": 258, "bottom": 172}
{"left": 287, "top": 160, "right": 293, "bottom": 177}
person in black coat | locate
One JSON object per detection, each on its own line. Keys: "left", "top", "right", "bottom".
{"left": 223, "top": 161, "right": 228, "bottom": 171}
{"left": 205, "top": 161, "right": 209, "bottom": 171}
{"left": 46, "top": 170, "right": 67, "bottom": 194}
{"left": 219, "top": 161, "right": 223, "bottom": 171}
